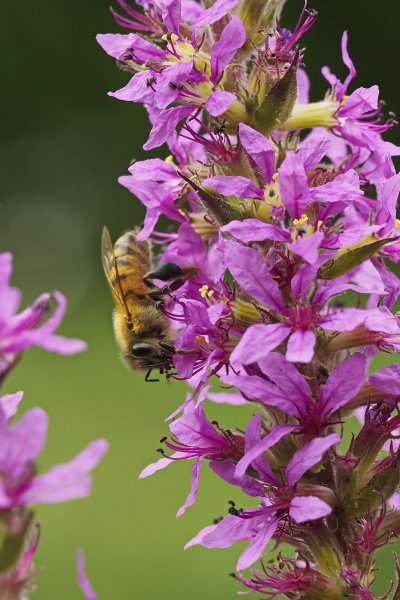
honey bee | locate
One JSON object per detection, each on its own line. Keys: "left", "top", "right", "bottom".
{"left": 102, "top": 227, "right": 184, "bottom": 381}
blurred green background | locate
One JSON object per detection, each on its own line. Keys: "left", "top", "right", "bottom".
{"left": 1, "top": 0, "right": 399, "bottom": 597}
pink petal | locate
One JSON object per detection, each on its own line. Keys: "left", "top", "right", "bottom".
{"left": 370, "top": 364, "right": 400, "bottom": 397}
{"left": 209, "top": 461, "right": 262, "bottom": 497}
{"left": 230, "top": 323, "right": 290, "bottom": 366}
{"left": 139, "top": 454, "right": 177, "bottom": 479}
{"left": 238, "top": 124, "right": 276, "bottom": 182}
{"left": 235, "top": 424, "right": 294, "bottom": 479}
{"left": 236, "top": 518, "right": 279, "bottom": 571}
{"left": 2, "top": 408, "right": 48, "bottom": 468}
{"left": 203, "top": 176, "right": 263, "bottom": 199}
{"left": 222, "top": 219, "right": 290, "bottom": 243}
{"left": 285, "top": 433, "right": 340, "bottom": 487}
{"left": 176, "top": 457, "right": 203, "bottom": 517}
{"left": 258, "top": 352, "right": 312, "bottom": 409}
{"left": 77, "top": 551, "right": 98, "bottom": 600}
{"left": 289, "top": 495, "right": 332, "bottom": 523}
{"left": 286, "top": 330, "right": 316, "bottom": 363}
{"left": 278, "top": 151, "right": 309, "bottom": 219}
{"left": 221, "top": 371, "right": 301, "bottom": 417}
{"left": 161, "top": 0, "right": 181, "bottom": 33}
{"left": 321, "top": 353, "right": 367, "bottom": 416}
{"left": 207, "top": 391, "right": 248, "bottom": 406}
{"left": 210, "top": 16, "right": 246, "bottom": 82}
{"left": 290, "top": 231, "right": 324, "bottom": 264}
{"left": 205, "top": 91, "right": 236, "bottom": 116}
{"left": 0, "top": 391, "right": 23, "bottom": 419}
{"left": 200, "top": 513, "right": 263, "bottom": 549}
{"left": 340, "top": 86, "right": 379, "bottom": 117}
{"left": 22, "top": 439, "right": 108, "bottom": 505}
{"left": 144, "top": 106, "right": 193, "bottom": 150}
{"left": 223, "top": 241, "right": 285, "bottom": 312}
{"left": 184, "top": 524, "right": 219, "bottom": 549}
{"left": 389, "top": 491, "right": 400, "bottom": 510}
{"left": 296, "top": 68, "right": 310, "bottom": 104}
{"left": 109, "top": 71, "right": 156, "bottom": 104}
{"left": 194, "top": 0, "right": 238, "bottom": 34}
{"left": 96, "top": 32, "right": 139, "bottom": 59}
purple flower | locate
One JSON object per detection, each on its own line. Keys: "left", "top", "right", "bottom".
{"left": 223, "top": 353, "right": 367, "bottom": 435}
{"left": 98, "top": 2, "right": 400, "bottom": 594}
{"left": 223, "top": 241, "right": 392, "bottom": 364}
{"left": 140, "top": 392, "right": 245, "bottom": 516}
{"left": 186, "top": 429, "right": 339, "bottom": 570}
{"left": 210, "top": 16, "right": 246, "bottom": 83}
{"left": 322, "top": 32, "right": 399, "bottom": 155}
{"left": 99, "top": 9, "right": 248, "bottom": 150}
{"left": 0, "top": 402, "right": 108, "bottom": 509}
{"left": 119, "top": 158, "right": 185, "bottom": 239}
{"left": 168, "top": 296, "right": 231, "bottom": 384}
{"left": 0, "top": 253, "right": 86, "bottom": 379}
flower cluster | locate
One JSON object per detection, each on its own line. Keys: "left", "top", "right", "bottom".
{"left": 99, "top": 0, "right": 400, "bottom": 596}
{"left": 0, "top": 252, "right": 108, "bottom": 598}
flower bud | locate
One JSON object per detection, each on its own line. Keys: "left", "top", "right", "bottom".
{"left": 179, "top": 173, "right": 247, "bottom": 226}
{"left": 281, "top": 99, "right": 339, "bottom": 130}
{"left": 0, "top": 511, "right": 32, "bottom": 573}
{"left": 255, "top": 52, "right": 299, "bottom": 134}
{"left": 320, "top": 236, "right": 399, "bottom": 280}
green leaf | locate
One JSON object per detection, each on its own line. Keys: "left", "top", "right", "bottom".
{"left": 179, "top": 173, "right": 245, "bottom": 226}
{"left": 320, "top": 236, "right": 399, "bottom": 280}
{"left": 255, "top": 50, "right": 299, "bottom": 133}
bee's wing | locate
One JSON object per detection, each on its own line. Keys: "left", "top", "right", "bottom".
{"left": 101, "top": 227, "right": 132, "bottom": 321}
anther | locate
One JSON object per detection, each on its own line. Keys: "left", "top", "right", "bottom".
{"left": 293, "top": 214, "right": 308, "bottom": 227}
{"left": 160, "top": 436, "right": 168, "bottom": 443}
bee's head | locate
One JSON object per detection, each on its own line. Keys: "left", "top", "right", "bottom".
{"left": 123, "top": 340, "right": 172, "bottom": 372}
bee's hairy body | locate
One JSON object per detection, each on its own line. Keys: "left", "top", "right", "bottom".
{"left": 102, "top": 228, "right": 173, "bottom": 373}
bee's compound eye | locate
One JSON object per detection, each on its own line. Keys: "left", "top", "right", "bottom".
{"left": 131, "top": 343, "right": 157, "bottom": 358}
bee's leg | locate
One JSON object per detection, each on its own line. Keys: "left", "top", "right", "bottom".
{"left": 145, "top": 368, "right": 159, "bottom": 383}
{"left": 167, "top": 278, "right": 186, "bottom": 292}
{"left": 147, "top": 285, "right": 170, "bottom": 301}
{"left": 159, "top": 341, "right": 200, "bottom": 356}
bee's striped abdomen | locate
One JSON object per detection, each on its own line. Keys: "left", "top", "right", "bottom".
{"left": 112, "top": 231, "right": 152, "bottom": 303}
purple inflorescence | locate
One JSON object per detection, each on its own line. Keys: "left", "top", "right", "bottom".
{"left": 0, "top": 253, "right": 108, "bottom": 597}
{"left": 98, "top": 0, "right": 400, "bottom": 596}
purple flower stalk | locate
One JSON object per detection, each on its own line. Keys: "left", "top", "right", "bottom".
{"left": 99, "top": 0, "right": 400, "bottom": 596}
{"left": 0, "top": 254, "right": 108, "bottom": 597}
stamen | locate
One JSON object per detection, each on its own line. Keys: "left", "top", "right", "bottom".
{"left": 293, "top": 214, "right": 308, "bottom": 226}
